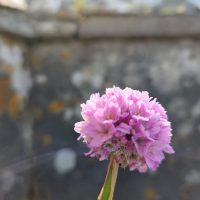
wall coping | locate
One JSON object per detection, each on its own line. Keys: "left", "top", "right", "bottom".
{"left": 1, "top": 6, "right": 200, "bottom": 40}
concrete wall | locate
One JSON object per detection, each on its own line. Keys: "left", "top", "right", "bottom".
{"left": 1, "top": 5, "right": 200, "bottom": 200}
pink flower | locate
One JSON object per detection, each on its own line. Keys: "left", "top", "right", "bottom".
{"left": 74, "top": 87, "right": 174, "bottom": 172}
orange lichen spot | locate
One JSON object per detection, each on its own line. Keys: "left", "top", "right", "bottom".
{"left": 56, "top": 10, "right": 69, "bottom": 18}
{"left": 0, "top": 76, "right": 10, "bottom": 111}
{"left": 2, "top": 64, "right": 13, "bottom": 74}
{"left": 30, "top": 56, "right": 40, "bottom": 68}
{"left": 2, "top": 37, "right": 16, "bottom": 46}
{"left": 144, "top": 187, "right": 157, "bottom": 200}
{"left": 62, "top": 51, "right": 72, "bottom": 61}
{"left": 8, "top": 94, "right": 23, "bottom": 118}
{"left": 41, "top": 134, "right": 52, "bottom": 146}
{"left": 48, "top": 100, "right": 65, "bottom": 113}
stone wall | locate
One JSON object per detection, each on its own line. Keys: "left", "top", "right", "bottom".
{"left": 1, "top": 4, "right": 200, "bottom": 200}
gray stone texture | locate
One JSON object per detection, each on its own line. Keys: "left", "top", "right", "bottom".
{"left": 79, "top": 15, "right": 200, "bottom": 38}
{"left": 0, "top": 34, "right": 31, "bottom": 200}
{"left": 0, "top": 2, "right": 200, "bottom": 200}
{"left": 2, "top": 6, "right": 200, "bottom": 40}
{"left": 28, "top": 40, "right": 200, "bottom": 200}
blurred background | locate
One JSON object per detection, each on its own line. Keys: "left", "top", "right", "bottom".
{"left": 0, "top": 0, "right": 200, "bottom": 199}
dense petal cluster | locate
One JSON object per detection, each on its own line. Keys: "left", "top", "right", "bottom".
{"left": 74, "top": 87, "right": 174, "bottom": 172}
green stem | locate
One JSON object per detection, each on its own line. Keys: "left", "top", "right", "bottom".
{"left": 97, "top": 155, "right": 119, "bottom": 200}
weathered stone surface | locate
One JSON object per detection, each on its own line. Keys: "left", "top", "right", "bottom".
{"left": 32, "top": 20, "right": 78, "bottom": 38}
{"left": 0, "top": 7, "right": 77, "bottom": 39}
{"left": 26, "top": 40, "right": 200, "bottom": 200}
{"left": 1, "top": 3, "right": 200, "bottom": 200}
{"left": 0, "top": 8, "right": 34, "bottom": 38}
{"left": 0, "top": 35, "right": 31, "bottom": 115}
{"left": 0, "top": 35, "right": 32, "bottom": 200}
{"left": 2, "top": 4, "right": 200, "bottom": 40}
{"left": 80, "top": 15, "right": 200, "bottom": 38}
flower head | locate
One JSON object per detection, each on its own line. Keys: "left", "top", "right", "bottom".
{"left": 74, "top": 87, "right": 174, "bottom": 172}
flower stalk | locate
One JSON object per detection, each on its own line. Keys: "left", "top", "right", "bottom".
{"left": 97, "top": 155, "right": 119, "bottom": 200}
